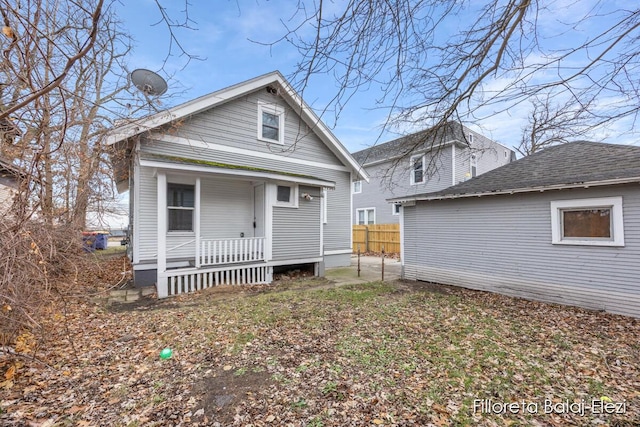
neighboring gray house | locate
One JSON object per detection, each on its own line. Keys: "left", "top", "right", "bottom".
{"left": 392, "top": 141, "right": 640, "bottom": 318}
{"left": 107, "top": 71, "right": 368, "bottom": 298}
{"left": 351, "top": 122, "right": 514, "bottom": 224}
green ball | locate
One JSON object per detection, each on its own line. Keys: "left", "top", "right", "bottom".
{"left": 160, "top": 348, "right": 173, "bottom": 359}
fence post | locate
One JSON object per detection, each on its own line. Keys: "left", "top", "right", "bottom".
{"left": 357, "top": 245, "right": 361, "bottom": 277}
{"left": 365, "top": 226, "right": 369, "bottom": 253}
{"left": 381, "top": 245, "right": 385, "bottom": 281}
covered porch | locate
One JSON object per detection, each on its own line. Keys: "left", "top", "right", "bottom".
{"left": 147, "top": 155, "right": 333, "bottom": 298}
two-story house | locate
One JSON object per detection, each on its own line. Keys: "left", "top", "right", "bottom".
{"left": 351, "top": 122, "right": 515, "bottom": 224}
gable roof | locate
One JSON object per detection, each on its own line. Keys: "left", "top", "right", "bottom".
{"left": 390, "top": 141, "right": 640, "bottom": 202}
{"left": 106, "top": 71, "right": 367, "bottom": 181}
{"left": 352, "top": 122, "right": 489, "bottom": 166}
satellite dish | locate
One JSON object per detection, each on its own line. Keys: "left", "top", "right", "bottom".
{"left": 130, "top": 69, "right": 168, "bottom": 96}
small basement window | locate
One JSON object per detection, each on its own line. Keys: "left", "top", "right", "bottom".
{"left": 550, "top": 197, "right": 624, "bottom": 246}
{"left": 167, "top": 183, "right": 194, "bottom": 231}
{"left": 258, "top": 102, "right": 285, "bottom": 145}
{"left": 275, "top": 184, "right": 298, "bottom": 208}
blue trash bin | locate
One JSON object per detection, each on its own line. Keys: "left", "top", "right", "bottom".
{"left": 82, "top": 232, "right": 97, "bottom": 252}
{"left": 95, "top": 233, "right": 108, "bottom": 250}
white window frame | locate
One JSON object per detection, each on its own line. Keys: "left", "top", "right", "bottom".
{"left": 356, "top": 208, "right": 375, "bottom": 225}
{"left": 353, "top": 180, "right": 362, "bottom": 194}
{"left": 392, "top": 203, "right": 401, "bottom": 216}
{"left": 257, "top": 102, "right": 285, "bottom": 145}
{"left": 410, "top": 154, "right": 425, "bottom": 185}
{"left": 274, "top": 183, "right": 298, "bottom": 208}
{"left": 167, "top": 183, "right": 195, "bottom": 233}
{"left": 550, "top": 197, "right": 624, "bottom": 247}
{"left": 470, "top": 153, "right": 478, "bottom": 178}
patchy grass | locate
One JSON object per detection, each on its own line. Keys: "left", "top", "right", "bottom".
{"left": 1, "top": 279, "right": 639, "bottom": 426}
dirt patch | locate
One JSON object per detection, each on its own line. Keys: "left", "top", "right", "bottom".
{"left": 191, "top": 368, "right": 273, "bottom": 425}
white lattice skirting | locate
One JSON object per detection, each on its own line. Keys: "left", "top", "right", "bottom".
{"left": 157, "top": 264, "right": 273, "bottom": 298}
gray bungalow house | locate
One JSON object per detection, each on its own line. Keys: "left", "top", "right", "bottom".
{"left": 351, "top": 123, "right": 514, "bottom": 225}
{"left": 391, "top": 141, "right": 640, "bottom": 318}
{"left": 107, "top": 71, "right": 368, "bottom": 298}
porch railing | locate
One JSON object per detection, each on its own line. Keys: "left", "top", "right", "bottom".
{"left": 199, "top": 237, "right": 265, "bottom": 266}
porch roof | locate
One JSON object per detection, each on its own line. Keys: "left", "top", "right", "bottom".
{"left": 140, "top": 153, "right": 336, "bottom": 188}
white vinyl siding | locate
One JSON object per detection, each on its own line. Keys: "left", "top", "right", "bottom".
{"left": 402, "top": 185, "right": 640, "bottom": 318}
{"left": 272, "top": 185, "right": 321, "bottom": 260}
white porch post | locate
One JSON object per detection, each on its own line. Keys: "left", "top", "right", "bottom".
{"left": 195, "top": 177, "right": 201, "bottom": 267}
{"left": 264, "top": 183, "right": 274, "bottom": 262}
{"left": 157, "top": 171, "right": 168, "bottom": 298}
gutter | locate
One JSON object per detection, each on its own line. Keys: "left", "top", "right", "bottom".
{"left": 388, "top": 176, "right": 640, "bottom": 203}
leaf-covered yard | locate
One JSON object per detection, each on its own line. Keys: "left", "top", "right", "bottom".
{"left": 1, "top": 258, "right": 639, "bottom": 426}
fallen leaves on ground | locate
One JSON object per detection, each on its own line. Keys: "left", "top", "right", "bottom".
{"left": 1, "top": 264, "right": 639, "bottom": 426}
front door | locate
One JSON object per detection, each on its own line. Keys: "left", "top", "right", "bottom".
{"left": 253, "top": 184, "right": 265, "bottom": 238}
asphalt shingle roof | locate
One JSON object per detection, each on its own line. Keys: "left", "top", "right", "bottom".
{"left": 352, "top": 122, "right": 468, "bottom": 165}
{"left": 391, "top": 141, "right": 640, "bottom": 201}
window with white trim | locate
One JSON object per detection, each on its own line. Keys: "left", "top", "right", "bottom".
{"left": 353, "top": 180, "right": 362, "bottom": 194}
{"left": 356, "top": 208, "right": 375, "bottom": 225}
{"left": 275, "top": 184, "right": 298, "bottom": 208}
{"left": 258, "top": 102, "right": 285, "bottom": 145}
{"left": 550, "top": 197, "right": 624, "bottom": 246}
{"left": 410, "top": 154, "right": 425, "bottom": 185}
{"left": 392, "top": 203, "right": 401, "bottom": 216}
{"left": 167, "top": 183, "right": 194, "bottom": 231}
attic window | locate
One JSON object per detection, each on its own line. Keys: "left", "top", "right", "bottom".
{"left": 550, "top": 197, "right": 624, "bottom": 246}
{"left": 258, "top": 102, "right": 285, "bottom": 145}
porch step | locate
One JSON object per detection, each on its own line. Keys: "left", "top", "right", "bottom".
{"left": 104, "top": 287, "right": 156, "bottom": 304}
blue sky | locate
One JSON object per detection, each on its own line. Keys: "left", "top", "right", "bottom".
{"left": 114, "top": 0, "right": 388, "bottom": 153}
{"left": 95, "top": 1, "right": 637, "bottom": 228}
{"left": 114, "top": 0, "right": 638, "bottom": 154}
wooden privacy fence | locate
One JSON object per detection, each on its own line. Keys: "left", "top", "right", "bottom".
{"left": 353, "top": 224, "right": 400, "bottom": 254}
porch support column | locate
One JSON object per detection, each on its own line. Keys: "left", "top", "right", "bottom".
{"left": 264, "top": 183, "right": 274, "bottom": 261}
{"left": 157, "top": 171, "right": 168, "bottom": 298}
{"left": 195, "top": 177, "right": 201, "bottom": 267}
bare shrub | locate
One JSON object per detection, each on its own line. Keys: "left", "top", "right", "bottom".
{"left": 0, "top": 220, "right": 83, "bottom": 346}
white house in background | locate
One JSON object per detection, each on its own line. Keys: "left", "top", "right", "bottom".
{"left": 392, "top": 141, "right": 640, "bottom": 318}
{"left": 107, "top": 71, "right": 368, "bottom": 298}
{"left": 351, "top": 122, "right": 515, "bottom": 225}
{"left": 0, "top": 157, "right": 23, "bottom": 213}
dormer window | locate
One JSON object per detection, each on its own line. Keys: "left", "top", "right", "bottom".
{"left": 257, "top": 102, "right": 285, "bottom": 145}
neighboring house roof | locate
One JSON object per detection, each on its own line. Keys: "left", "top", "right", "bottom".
{"left": 352, "top": 122, "right": 497, "bottom": 166}
{"left": 107, "top": 71, "right": 368, "bottom": 181}
{"left": 390, "top": 141, "right": 640, "bottom": 202}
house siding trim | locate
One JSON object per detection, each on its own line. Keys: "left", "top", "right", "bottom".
{"left": 391, "top": 177, "right": 640, "bottom": 203}
{"left": 151, "top": 133, "right": 350, "bottom": 173}
{"left": 139, "top": 159, "right": 336, "bottom": 188}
